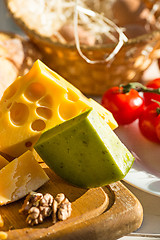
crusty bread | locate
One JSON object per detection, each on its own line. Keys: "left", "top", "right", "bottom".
{"left": 0, "top": 32, "right": 41, "bottom": 99}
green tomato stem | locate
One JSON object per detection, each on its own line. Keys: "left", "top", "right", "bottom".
{"left": 157, "top": 108, "right": 160, "bottom": 115}
{"left": 121, "top": 82, "right": 160, "bottom": 94}
{"left": 152, "top": 100, "right": 160, "bottom": 115}
{"left": 121, "top": 83, "right": 160, "bottom": 115}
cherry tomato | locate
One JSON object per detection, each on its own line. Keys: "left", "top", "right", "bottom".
{"left": 101, "top": 86, "right": 144, "bottom": 125}
{"left": 143, "top": 78, "right": 160, "bottom": 106}
{"left": 139, "top": 102, "right": 160, "bottom": 143}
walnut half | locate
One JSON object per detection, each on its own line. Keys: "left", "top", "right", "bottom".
{"left": 19, "top": 192, "right": 72, "bottom": 226}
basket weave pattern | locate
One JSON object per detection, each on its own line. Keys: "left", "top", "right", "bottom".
{"left": 31, "top": 31, "right": 160, "bottom": 95}
{"left": 6, "top": 0, "right": 160, "bottom": 96}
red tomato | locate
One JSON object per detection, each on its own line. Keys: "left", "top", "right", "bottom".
{"left": 139, "top": 102, "right": 160, "bottom": 143}
{"left": 101, "top": 86, "right": 144, "bottom": 125}
{"left": 143, "top": 78, "right": 160, "bottom": 105}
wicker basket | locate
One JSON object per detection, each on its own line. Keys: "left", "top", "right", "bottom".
{"left": 6, "top": 0, "right": 160, "bottom": 96}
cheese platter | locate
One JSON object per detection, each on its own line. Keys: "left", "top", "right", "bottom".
{"left": 0, "top": 57, "right": 143, "bottom": 240}
{"left": 0, "top": 64, "right": 143, "bottom": 240}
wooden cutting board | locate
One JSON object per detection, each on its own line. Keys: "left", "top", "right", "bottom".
{"left": 0, "top": 161, "right": 143, "bottom": 240}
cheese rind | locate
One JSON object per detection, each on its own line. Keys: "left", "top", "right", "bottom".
{"left": 0, "top": 150, "right": 49, "bottom": 205}
{"left": 0, "top": 60, "right": 117, "bottom": 157}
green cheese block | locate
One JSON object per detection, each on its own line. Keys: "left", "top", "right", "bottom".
{"left": 34, "top": 108, "right": 134, "bottom": 188}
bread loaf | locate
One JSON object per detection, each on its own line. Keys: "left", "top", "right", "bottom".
{"left": 0, "top": 32, "right": 41, "bottom": 99}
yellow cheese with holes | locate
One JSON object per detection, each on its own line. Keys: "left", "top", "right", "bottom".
{"left": 0, "top": 155, "right": 9, "bottom": 170}
{"left": 0, "top": 150, "right": 49, "bottom": 205}
{"left": 88, "top": 98, "right": 118, "bottom": 131}
{"left": 0, "top": 60, "right": 117, "bottom": 157}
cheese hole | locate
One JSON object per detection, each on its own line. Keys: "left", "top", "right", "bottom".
{"left": 59, "top": 102, "right": 78, "bottom": 120}
{"left": 66, "top": 89, "right": 79, "bottom": 102}
{"left": 25, "top": 141, "right": 32, "bottom": 148}
{"left": 36, "top": 107, "right": 52, "bottom": 119}
{"left": 10, "top": 103, "right": 29, "bottom": 126}
{"left": 38, "top": 95, "right": 53, "bottom": 107}
{"left": 24, "top": 82, "right": 46, "bottom": 102}
{"left": 4, "top": 83, "right": 19, "bottom": 100}
{"left": 31, "top": 119, "right": 46, "bottom": 131}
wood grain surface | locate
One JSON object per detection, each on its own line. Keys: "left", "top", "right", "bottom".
{"left": 0, "top": 161, "right": 143, "bottom": 240}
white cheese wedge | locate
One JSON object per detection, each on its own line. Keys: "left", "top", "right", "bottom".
{"left": 0, "top": 150, "right": 49, "bottom": 205}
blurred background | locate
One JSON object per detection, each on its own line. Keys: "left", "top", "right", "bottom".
{"left": 1, "top": 0, "right": 160, "bottom": 97}
{"left": 0, "top": 1, "right": 22, "bottom": 34}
